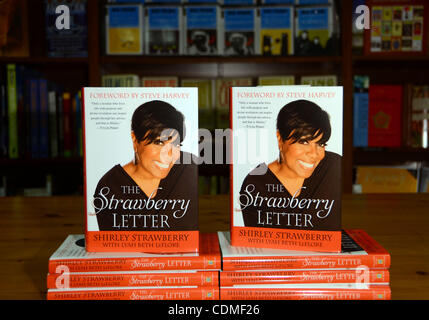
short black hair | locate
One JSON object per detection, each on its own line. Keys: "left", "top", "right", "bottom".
{"left": 131, "top": 100, "right": 185, "bottom": 145}
{"left": 277, "top": 99, "right": 331, "bottom": 145}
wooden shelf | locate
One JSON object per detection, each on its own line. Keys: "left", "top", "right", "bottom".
{"left": 354, "top": 147, "right": 429, "bottom": 166}
{"left": 101, "top": 55, "right": 343, "bottom": 65}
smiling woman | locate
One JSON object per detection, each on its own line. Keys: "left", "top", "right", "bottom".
{"left": 239, "top": 99, "right": 342, "bottom": 230}
{"left": 93, "top": 100, "right": 198, "bottom": 231}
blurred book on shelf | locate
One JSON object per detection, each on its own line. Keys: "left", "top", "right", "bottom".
{"left": 0, "top": 0, "right": 29, "bottom": 57}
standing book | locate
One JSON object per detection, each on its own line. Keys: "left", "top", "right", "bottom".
{"left": 368, "top": 85, "right": 402, "bottom": 147}
{"left": 105, "top": 4, "right": 143, "bottom": 55}
{"left": 145, "top": 6, "right": 183, "bottom": 55}
{"left": 259, "top": 6, "right": 294, "bottom": 56}
{"left": 83, "top": 87, "right": 199, "bottom": 252}
{"left": 230, "top": 86, "right": 343, "bottom": 252}
{"left": 183, "top": 5, "right": 223, "bottom": 55}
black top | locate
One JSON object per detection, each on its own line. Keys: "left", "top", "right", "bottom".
{"left": 93, "top": 152, "right": 198, "bottom": 231}
{"left": 239, "top": 151, "right": 342, "bottom": 231}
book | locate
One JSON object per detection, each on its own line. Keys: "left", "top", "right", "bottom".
{"left": 300, "top": 75, "right": 338, "bottom": 86}
{"left": 215, "top": 78, "right": 252, "bottom": 129}
{"left": 29, "top": 79, "right": 39, "bottom": 158}
{"left": 48, "top": 233, "right": 221, "bottom": 273}
{"left": 220, "top": 269, "right": 389, "bottom": 286}
{"left": 62, "top": 92, "right": 72, "bottom": 157}
{"left": 353, "top": 75, "right": 370, "bottom": 147}
{"left": 218, "top": 229, "right": 391, "bottom": 271}
{"left": 45, "top": 0, "right": 88, "bottom": 57}
{"left": 230, "top": 85, "right": 343, "bottom": 252}
{"left": 220, "top": 284, "right": 391, "bottom": 300}
{"left": 141, "top": 76, "right": 178, "bottom": 87}
{"left": 368, "top": 84, "right": 402, "bottom": 147}
{"left": 145, "top": 6, "right": 183, "bottom": 55}
{"left": 295, "top": 5, "right": 335, "bottom": 56}
{"left": 183, "top": 5, "right": 223, "bottom": 55}
{"left": 47, "top": 270, "right": 219, "bottom": 289}
{"left": 365, "top": 1, "right": 428, "bottom": 55}
{"left": 355, "top": 164, "right": 419, "bottom": 193}
{"left": 258, "top": 76, "right": 295, "bottom": 86}
{"left": 105, "top": 4, "right": 143, "bottom": 55}
{"left": 39, "top": 79, "right": 49, "bottom": 158}
{"left": 181, "top": 78, "right": 215, "bottom": 130}
{"left": 0, "top": 80, "right": 7, "bottom": 158}
{"left": 259, "top": 6, "right": 294, "bottom": 56}
{"left": 6, "top": 64, "right": 18, "bottom": 158}
{"left": 48, "top": 91, "right": 58, "bottom": 158}
{"left": 223, "top": 7, "right": 259, "bottom": 56}
{"left": 83, "top": 87, "right": 199, "bottom": 252}
{"left": 0, "top": 0, "right": 29, "bottom": 57}
{"left": 410, "top": 85, "right": 429, "bottom": 148}
{"left": 47, "top": 286, "right": 219, "bottom": 300}
{"left": 101, "top": 74, "right": 140, "bottom": 87}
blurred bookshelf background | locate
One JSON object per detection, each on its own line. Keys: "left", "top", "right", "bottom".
{"left": 0, "top": 0, "right": 428, "bottom": 196}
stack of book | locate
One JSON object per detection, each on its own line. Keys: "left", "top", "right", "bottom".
{"left": 218, "top": 229, "right": 391, "bottom": 300}
{"left": 47, "top": 233, "right": 221, "bottom": 300}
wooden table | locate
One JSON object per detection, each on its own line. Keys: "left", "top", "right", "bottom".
{"left": 0, "top": 194, "right": 428, "bottom": 300}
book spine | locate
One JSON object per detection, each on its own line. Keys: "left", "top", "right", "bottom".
{"left": 29, "top": 79, "right": 39, "bottom": 158}
{"left": 62, "top": 92, "right": 72, "bottom": 157}
{"left": 47, "top": 287, "right": 219, "bottom": 300}
{"left": 6, "top": 64, "right": 18, "bottom": 158}
{"left": 223, "top": 253, "right": 390, "bottom": 271}
{"left": 48, "top": 255, "right": 221, "bottom": 273}
{"left": 220, "top": 269, "right": 389, "bottom": 286}
{"left": 47, "top": 270, "right": 219, "bottom": 288}
{"left": 39, "top": 79, "right": 49, "bottom": 158}
{"left": 48, "top": 91, "right": 58, "bottom": 157}
{"left": 353, "top": 91, "right": 368, "bottom": 147}
{"left": 220, "top": 286, "right": 391, "bottom": 300}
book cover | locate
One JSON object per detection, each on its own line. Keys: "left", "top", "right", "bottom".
{"left": 220, "top": 284, "right": 391, "bottom": 300}
{"left": 410, "top": 85, "right": 429, "bottom": 148}
{"left": 0, "top": 0, "right": 29, "bottom": 57}
{"left": 105, "top": 4, "right": 143, "bottom": 55}
{"left": 259, "top": 6, "right": 294, "bottom": 56}
{"left": 216, "top": 78, "right": 253, "bottom": 129}
{"left": 220, "top": 269, "right": 389, "bottom": 286}
{"left": 295, "top": 5, "right": 335, "bottom": 56}
{"left": 145, "top": 6, "right": 183, "bottom": 55}
{"left": 230, "top": 86, "right": 343, "bottom": 252}
{"left": 48, "top": 233, "right": 221, "bottom": 273}
{"left": 184, "top": 5, "right": 223, "bottom": 55}
{"left": 223, "top": 7, "right": 259, "bottom": 56}
{"left": 258, "top": 76, "right": 295, "bottom": 86}
{"left": 356, "top": 164, "right": 419, "bottom": 193}
{"left": 45, "top": 0, "right": 88, "bottom": 57}
{"left": 365, "top": 1, "right": 428, "bottom": 55}
{"left": 102, "top": 74, "right": 140, "bottom": 87}
{"left": 141, "top": 77, "right": 179, "bottom": 87}
{"left": 300, "top": 75, "right": 338, "bottom": 86}
{"left": 219, "top": 229, "right": 391, "bottom": 270}
{"left": 181, "top": 78, "right": 215, "bottom": 130}
{"left": 368, "top": 85, "right": 402, "bottom": 147}
{"left": 47, "top": 286, "right": 219, "bottom": 300}
{"left": 83, "top": 87, "right": 199, "bottom": 252}
{"left": 353, "top": 75, "right": 369, "bottom": 147}
{"left": 47, "top": 270, "right": 219, "bottom": 289}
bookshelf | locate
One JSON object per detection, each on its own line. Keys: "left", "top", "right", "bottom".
{"left": 1, "top": 0, "right": 428, "bottom": 196}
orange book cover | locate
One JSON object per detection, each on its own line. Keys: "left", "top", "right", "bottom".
{"left": 47, "top": 270, "right": 219, "bottom": 289}
{"left": 220, "top": 284, "right": 391, "bottom": 300}
{"left": 47, "top": 286, "right": 219, "bottom": 300}
{"left": 48, "top": 233, "right": 220, "bottom": 274}
{"left": 220, "top": 269, "right": 389, "bottom": 286}
{"left": 230, "top": 86, "right": 343, "bottom": 252}
{"left": 219, "top": 229, "right": 390, "bottom": 271}
{"left": 82, "top": 87, "right": 199, "bottom": 253}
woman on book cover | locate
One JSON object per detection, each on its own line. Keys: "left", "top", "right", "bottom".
{"left": 93, "top": 100, "right": 198, "bottom": 231}
{"left": 239, "top": 99, "right": 341, "bottom": 230}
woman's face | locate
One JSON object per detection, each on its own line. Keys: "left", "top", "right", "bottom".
{"left": 133, "top": 132, "right": 181, "bottom": 180}
{"left": 277, "top": 131, "right": 326, "bottom": 180}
